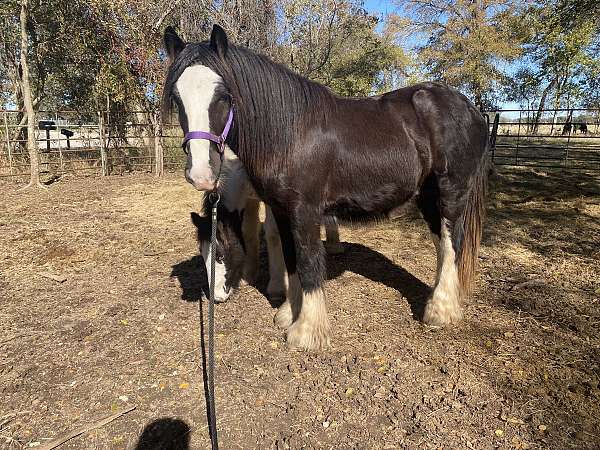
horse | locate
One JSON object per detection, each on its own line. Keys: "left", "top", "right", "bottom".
{"left": 163, "top": 25, "right": 488, "bottom": 351}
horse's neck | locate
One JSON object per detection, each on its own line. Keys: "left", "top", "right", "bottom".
{"left": 220, "top": 147, "right": 255, "bottom": 212}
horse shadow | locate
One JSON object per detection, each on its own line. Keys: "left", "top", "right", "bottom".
{"left": 170, "top": 242, "right": 430, "bottom": 320}
{"left": 134, "top": 418, "right": 191, "bottom": 450}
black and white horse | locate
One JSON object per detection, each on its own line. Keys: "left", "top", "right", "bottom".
{"left": 163, "top": 25, "right": 488, "bottom": 351}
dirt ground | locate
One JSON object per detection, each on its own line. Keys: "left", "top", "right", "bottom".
{"left": 1, "top": 167, "right": 599, "bottom": 450}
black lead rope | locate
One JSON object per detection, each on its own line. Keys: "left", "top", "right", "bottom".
{"left": 206, "top": 191, "right": 220, "bottom": 450}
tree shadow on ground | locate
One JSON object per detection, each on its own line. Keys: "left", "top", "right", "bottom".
{"left": 170, "top": 242, "right": 430, "bottom": 320}
{"left": 134, "top": 418, "right": 191, "bottom": 450}
{"left": 483, "top": 168, "right": 600, "bottom": 259}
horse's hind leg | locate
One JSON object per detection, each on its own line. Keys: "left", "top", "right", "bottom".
{"left": 264, "top": 206, "right": 290, "bottom": 327}
{"left": 241, "top": 198, "right": 260, "bottom": 285}
{"left": 323, "top": 216, "right": 344, "bottom": 254}
{"left": 416, "top": 174, "right": 462, "bottom": 326}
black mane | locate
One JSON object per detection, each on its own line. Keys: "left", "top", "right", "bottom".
{"left": 163, "top": 43, "right": 335, "bottom": 172}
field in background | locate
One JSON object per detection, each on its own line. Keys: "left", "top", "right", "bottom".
{"left": 1, "top": 168, "right": 599, "bottom": 449}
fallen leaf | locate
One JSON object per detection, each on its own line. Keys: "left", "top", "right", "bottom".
{"left": 179, "top": 382, "right": 189, "bottom": 389}
{"left": 538, "top": 425, "right": 547, "bottom": 432}
{"left": 345, "top": 387, "right": 356, "bottom": 398}
{"left": 495, "top": 429, "right": 504, "bottom": 437}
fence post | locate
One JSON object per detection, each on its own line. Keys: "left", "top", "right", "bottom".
{"left": 515, "top": 110, "right": 522, "bottom": 166}
{"left": 3, "top": 111, "right": 13, "bottom": 175}
{"left": 55, "top": 111, "right": 64, "bottom": 174}
{"left": 98, "top": 111, "right": 108, "bottom": 176}
{"left": 154, "top": 112, "right": 164, "bottom": 177}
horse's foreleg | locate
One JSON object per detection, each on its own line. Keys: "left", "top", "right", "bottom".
{"left": 323, "top": 216, "right": 344, "bottom": 254}
{"left": 241, "top": 198, "right": 260, "bottom": 285}
{"left": 274, "top": 209, "right": 330, "bottom": 351}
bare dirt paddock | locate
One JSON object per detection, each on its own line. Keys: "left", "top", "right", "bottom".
{"left": 1, "top": 168, "right": 599, "bottom": 450}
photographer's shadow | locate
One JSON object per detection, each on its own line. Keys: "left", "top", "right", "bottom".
{"left": 134, "top": 418, "right": 191, "bottom": 450}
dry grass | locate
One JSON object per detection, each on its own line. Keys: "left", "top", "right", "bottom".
{"left": 0, "top": 167, "right": 599, "bottom": 449}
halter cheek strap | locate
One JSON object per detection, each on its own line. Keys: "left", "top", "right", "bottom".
{"left": 182, "top": 108, "right": 234, "bottom": 154}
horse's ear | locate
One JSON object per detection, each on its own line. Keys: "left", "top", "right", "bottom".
{"left": 190, "top": 212, "right": 212, "bottom": 242}
{"left": 164, "top": 26, "right": 186, "bottom": 63}
{"left": 210, "top": 24, "right": 228, "bottom": 59}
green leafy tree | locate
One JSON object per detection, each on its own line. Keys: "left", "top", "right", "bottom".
{"left": 401, "top": 0, "right": 524, "bottom": 109}
{"left": 519, "top": 0, "right": 599, "bottom": 130}
{"left": 276, "top": 0, "right": 411, "bottom": 96}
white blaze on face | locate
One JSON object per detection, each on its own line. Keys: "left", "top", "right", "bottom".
{"left": 176, "top": 65, "right": 223, "bottom": 191}
{"left": 201, "top": 241, "right": 231, "bottom": 303}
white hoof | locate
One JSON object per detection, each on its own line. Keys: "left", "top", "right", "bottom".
{"left": 422, "top": 295, "right": 463, "bottom": 326}
{"left": 286, "top": 318, "right": 331, "bottom": 351}
{"left": 274, "top": 301, "right": 293, "bottom": 329}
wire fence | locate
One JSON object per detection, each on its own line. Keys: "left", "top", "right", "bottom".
{"left": 2, "top": 108, "right": 600, "bottom": 179}
{"left": 483, "top": 108, "right": 600, "bottom": 170}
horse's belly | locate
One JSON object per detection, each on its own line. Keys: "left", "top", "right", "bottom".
{"left": 325, "top": 184, "right": 417, "bottom": 222}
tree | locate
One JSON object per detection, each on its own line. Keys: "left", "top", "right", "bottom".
{"left": 519, "top": 0, "right": 599, "bottom": 130}
{"left": 18, "top": 0, "right": 43, "bottom": 189}
{"left": 402, "top": 0, "right": 524, "bottom": 109}
{"left": 276, "top": 0, "right": 410, "bottom": 96}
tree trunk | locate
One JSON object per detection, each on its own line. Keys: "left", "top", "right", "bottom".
{"left": 532, "top": 80, "right": 554, "bottom": 134}
{"left": 19, "top": 0, "right": 43, "bottom": 190}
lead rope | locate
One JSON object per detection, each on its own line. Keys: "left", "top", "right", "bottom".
{"left": 207, "top": 192, "right": 220, "bottom": 450}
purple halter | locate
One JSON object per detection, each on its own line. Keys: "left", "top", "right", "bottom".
{"left": 182, "top": 108, "right": 234, "bottom": 154}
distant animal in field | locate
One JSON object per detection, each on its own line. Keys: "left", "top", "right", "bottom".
{"left": 577, "top": 123, "right": 588, "bottom": 134}
{"left": 164, "top": 24, "right": 488, "bottom": 351}
{"left": 562, "top": 122, "right": 572, "bottom": 135}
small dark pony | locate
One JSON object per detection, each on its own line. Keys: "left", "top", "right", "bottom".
{"left": 163, "top": 25, "right": 488, "bottom": 351}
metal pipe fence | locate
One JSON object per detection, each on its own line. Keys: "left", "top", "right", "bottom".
{"left": 0, "top": 109, "right": 186, "bottom": 179}
{"left": 2, "top": 108, "right": 600, "bottom": 179}
{"left": 483, "top": 108, "right": 600, "bottom": 170}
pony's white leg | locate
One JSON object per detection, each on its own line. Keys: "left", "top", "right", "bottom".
{"left": 323, "top": 216, "right": 344, "bottom": 254}
{"left": 201, "top": 241, "right": 231, "bottom": 303}
{"left": 423, "top": 219, "right": 462, "bottom": 326}
{"left": 241, "top": 198, "right": 260, "bottom": 285}
{"left": 265, "top": 207, "right": 289, "bottom": 325}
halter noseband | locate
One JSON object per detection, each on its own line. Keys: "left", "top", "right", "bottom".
{"left": 182, "top": 108, "right": 234, "bottom": 154}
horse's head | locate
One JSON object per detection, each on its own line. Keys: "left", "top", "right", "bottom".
{"left": 190, "top": 211, "right": 245, "bottom": 303}
{"left": 163, "top": 25, "right": 235, "bottom": 192}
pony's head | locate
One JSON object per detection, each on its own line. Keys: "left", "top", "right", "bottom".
{"left": 163, "top": 25, "right": 235, "bottom": 191}
{"left": 190, "top": 211, "right": 245, "bottom": 303}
